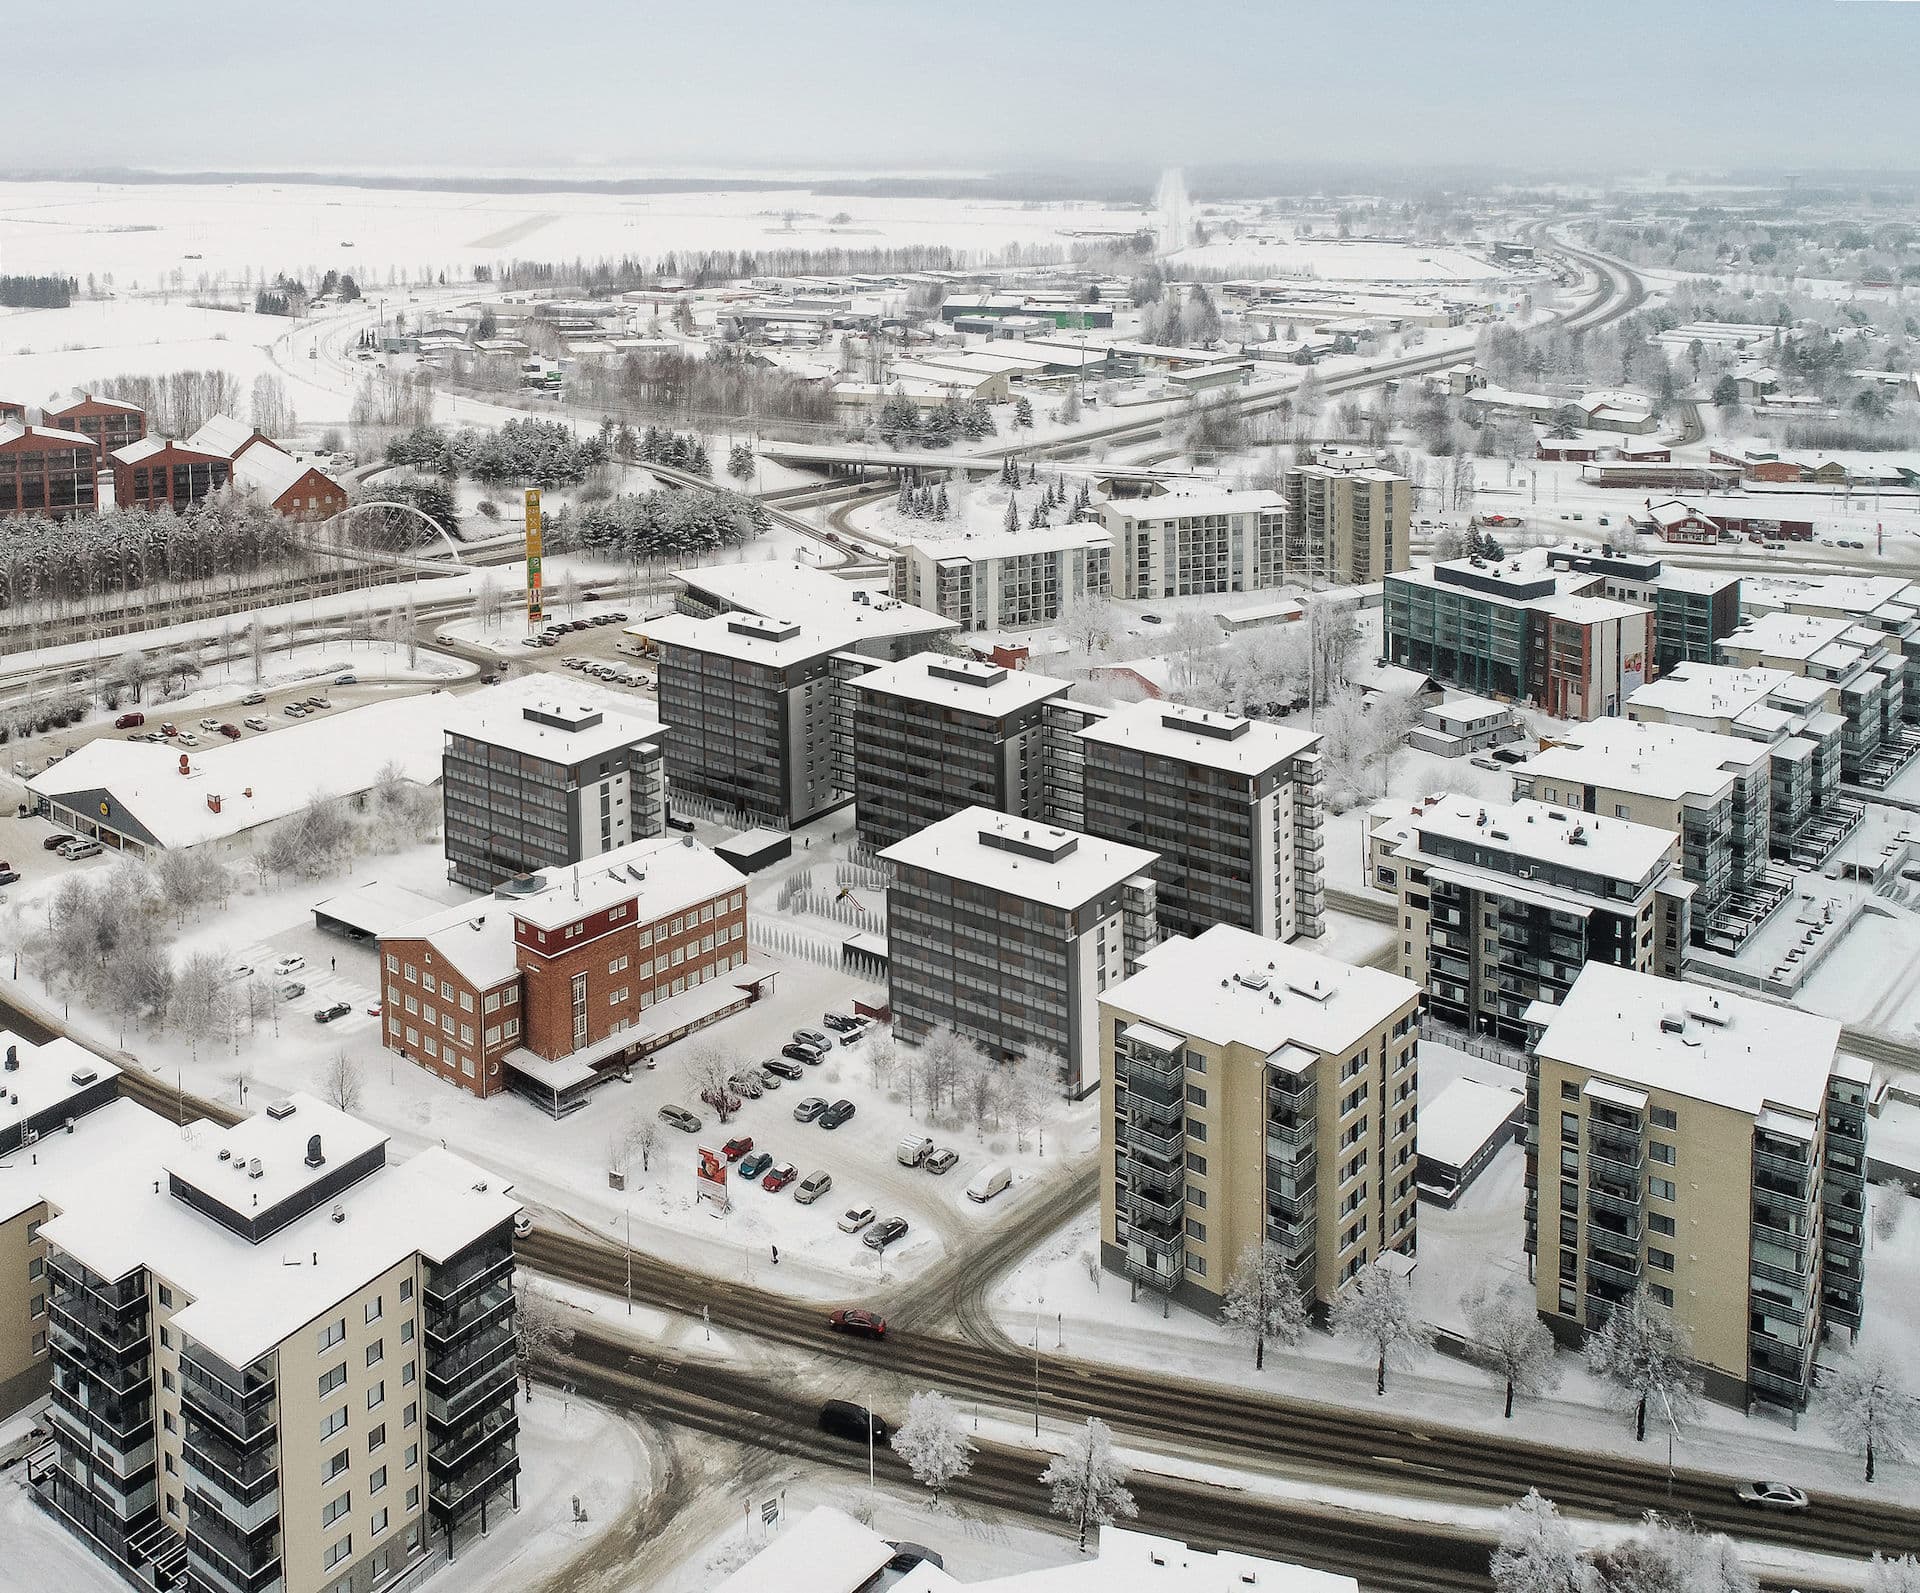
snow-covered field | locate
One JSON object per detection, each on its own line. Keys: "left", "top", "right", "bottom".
{"left": 1168, "top": 235, "right": 1510, "bottom": 286}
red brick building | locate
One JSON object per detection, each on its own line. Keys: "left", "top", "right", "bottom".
{"left": 109, "top": 437, "right": 232, "bottom": 512}
{"left": 379, "top": 833, "right": 761, "bottom": 1114}
{"left": 40, "top": 391, "right": 145, "bottom": 455}
{"left": 0, "top": 422, "right": 100, "bottom": 518}
{"left": 0, "top": 399, "right": 25, "bottom": 425}
{"left": 232, "top": 443, "right": 349, "bottom": 519}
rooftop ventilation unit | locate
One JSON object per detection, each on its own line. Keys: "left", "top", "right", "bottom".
{"left": 266, "top": 1100, "right": 297, "bottom": 1120}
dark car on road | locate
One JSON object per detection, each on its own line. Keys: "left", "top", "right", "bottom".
{"left": 738, "top": 1150, "right": 773, "bottom": 1180}
{"left": 862, "top": 1216, "right": 908, "bottom": 1250}
{"left": 314, "top": 1002, "right": 352, "bottom": 1023}
{"left": 763, "top": 1056, "right": 805, "bottom": 1081}
{"left": 827, "top": 1308, "right": 887, "bottom": 1340}
{"left": 819, "top": 1099, "right": 857, "bottom": 1130}
{"left": 782, "top": 1043, "right": 825, "bottom": 1067}
{"left": 818, "top": 1399, "right": 888, "bottom": 1444}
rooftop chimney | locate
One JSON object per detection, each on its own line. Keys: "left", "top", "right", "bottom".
{"left": 305, "top": 1134, "right": 325, "bottom": 1168}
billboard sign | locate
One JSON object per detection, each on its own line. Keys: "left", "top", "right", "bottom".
{"left": 696, "top": 1146, "right": 729, "bottom": 1211}
{"left": 525, "top": 488, "right": 544, "bottom": 627}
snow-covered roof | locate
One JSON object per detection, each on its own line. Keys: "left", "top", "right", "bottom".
{"left": 43, "top": 389, "right": 143, "bottom": 415}
{"left": 511, "top": 832, "right": 744, "bottom": 935}
{"left": 880, "top": 805, "right": 1156, "bottom": 907}
{"left": 0, "top": 1034, "right": 120, "bottom": 1213}
{"left": 896, "top": 524, "right": 1113, "bottom": 563}
{"left": 1076, "top": 699, "right": 1319, "bottom": 776}
{"left": 445, "top": 675, "right": 663, "bottom": 764}
{"left": 185, "top": 414, "right": 271, "bottom": 461}
{"left": 1626, "top": 662, "right": 1798, "bottom": 726}
{"left": 28, "top": 692, "right": 455, "bottom": 849}
{"left": 710, "top": 1506, "right": 898, "bottom": 1593}
{"left": 108, "top": 436, "right": 170, "bottom": 466}
{"left": 37, "top": 1094, "right": 519, "bottom": 1370}
{"left": 904, "top": 1527, "right": 1358, "bottom": 1593}
{"left": 1100, "top": 489, "right": 1286, "bottom": 523}
{"left": 0, "top": 421, "right": 93, "bottom": 451}
{"left": 231, "top": 441, "right": 332, "bottom": 502}
{"left": 850, "top": 651, "right": 1071, "bottom": 716}
{"left": 1426, "top": 693, "right": 1517, "bottom": 728}
{"left": 1721, "top": 611, "right": 1878, "bottom": 669}
{"left": 384, "top": 896, "right": 520, "bottom": 990}
{"left": 311, "top": 879, "right": 454, "bottom": 940}
{"left": 1390, "top": 796, "right": 1678, "bottom": 894}
{"left": 1514, "top": 719, "right": 1767, "bottom": 804}
{"left": 1107, "top": 924, "right": 1418, "bottom": 1055}
{"left": 1531, "top": 963, "right": 1841, "bottom": 1120}
{"left": 1417, "top": 1077, "right": 1525, "bottom": 1168}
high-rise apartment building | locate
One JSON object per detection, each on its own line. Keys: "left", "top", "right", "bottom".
{"left": 1524, "top": 965, "right": 1869, "bottom": 1409}
{"left": 1098, "top": 925, "right": 1421, "bottom": 1310}
{"left": 442, "top": 684, "right": 665, "bottom": 890}
{"left": 891, "top": 525, "right": 1113, "bottom": 631}
{"left": 1098, "top": 491, "right": 1288, "bottom": 600}
{"left": 881, "top": 807, "right": 1158, "bottom": 1096}
{"left": 1369, "top": 796, "right": 1691, "bottom": 1045}
{"left": 1073, "top": 701, "right": 1325, "bottom": 942}
{"left": 1283, "top": 462, "right": 1410, "bottom": 585}
{"left": 839, "top": 653, "right": 1072, "bottom": 852}
{"left": 4, "top": 1085, "right": 523, "bottom": 1593}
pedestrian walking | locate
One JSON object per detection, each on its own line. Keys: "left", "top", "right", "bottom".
{"left": 771, "top": 1244, "right": 780, "bottom": 1266}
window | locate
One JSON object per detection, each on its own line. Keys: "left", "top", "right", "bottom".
{"left": 371, "top": 1507, "right": 389, "bottom": 1538}
{"left": 366, "top": 1297, "right": 382, "bottom": 1325}
{"left": 1649, "top": 1177, "right": 1676, "bottom": 1202}
{"left": 322, "top": 1409, "right": 348, "bottom": 1441}
{"left": 163, "top": 1410, "right": 176, "bottom": 1434}
{"left": 31, "top": 1295, "right": 46, "bottom": 1322}
{"left": 323, "top": 1494, "right": 351, "bottom": 1528}
{"left": 1649, "top": 1140, "right": 1676, "bottom": 1166}
{"left": 405, "top": 1442, "right": 419, "bottom": 1470}
{"left": 319, "top": 1364, "right": 347, "bottom": 1398}
{"left": 323, "top": 1537, "right": 353, "bottom": 1571}
{"left": 1560, "top": 1080, "right": 1580, "bottom": 1101}
{"left": 367, "top": 1380, "right": 385, "bottom": 1411}
{"left": 401, "top": 1359, "right": 416, "bottom": 1387}
{"left": 370, "top": 1465, "right": 388, "bottom": 1495}
{"left": 1647, "top": 1212, "right": 1675, "bottom": 1237}
{"left": 407, "top": 1485, "right": 420, "bottom": 1511}
{"left": 1647, "top": 1248, "right": 1674, "bottom": 1271}
{"left": 404, "top": 1402, "right": 417, "bottom": 1430}
{"left": 1186, "top": 1083, "right": 1207, "bottom": 1107}
{"left": 158, "top": 1284, "right": 174, "bottom": 1309}
{"left": 1648, "top": 1283, "right": 1674, "bottom": 1307}
{"left": 1187, "top": 1119, "right": 1206, "bottom": 1143}
{"left": 366, "top": 1340, "right": 384, "bottom": 1368}
{"left": 1186, "top": 1185, "right": 1206, "bottom": 1209}
{"left": 1185, "top": 1218, "right": 1206, "bottom": 1241}
{"left": 400, "top": 1279, "right": 413, "bottom": 1303}
{"left": 1651, "top": 1106, "right": 1677, "bottom": 1130}
{"left": 1185, "top": 1151, "right": 1207, "bottom": 1176}
{"left": 324, "top": 1450, "right": 349, "bottom": 1483}
{"left": 368, "top": 1423, "right": 386, "bottom": 1452}
{"left": 401, "top": 1319, "right": 415, "bottom": 1344}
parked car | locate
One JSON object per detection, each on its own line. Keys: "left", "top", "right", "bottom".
{"left": 512, "top": 1211, "right": 534, "bottom": 1240}
{"left": 827, "top": 1307, "right": 886, "bottom": 1339}
{"left": 43, "top": 833, "right": 72, "bottom": 851}
{"left": 160, "top": 723, "right": 179, "bottom": 737}
{"left": 217, "top": 723, "right": 241, "bottom": 740}
{"left": 820, "top": 1099, "right": 857, "bottom": 1130}
{"left": 0, "top": 869, "right": 19, "bottom": 887}
{"left": 738, "top": 1150, "right": 773, "bottom": 1180}
{"left": 764, "top": 1056, "right": 805, "bottom": 1081}
{"left": 722, "top": 1136, "right": 754, "bottom": 1162}
{"left": 793, "top": 1096, "right": 829, "bottom": 1123}
{"left": 795, "top": 1169, "right": 832, "bottom": 1204}
{"left": 822, "top": 1012, "right": 860, "bottom": 1033}
{"left": 114, "top": 712, "right": 145, "bottom": 729}
{"left": 754, "top": 1067, "right": 784, "bottom": 1091}
{"left": 273, "top": 955, "right": 306, "bottom": 975}
{"left": 761, "top": 1162, "right": 799, "bottom": 1192}
{"left": 729, "top": 1072, "right": 764, "bottom": 1100}
{"left": 334, "top": 672, "right": 356, "bottom": 686}
{"left": 226, "top": 963, "right": 255, "bottom": 981}
{"left": 862, "top": 1216, "right": 909, "bottom": 1250}
{"left": 244, "top": 717, "right": 269, "bottom": 732}
{"left": 366, "top": 1003, "right": 381, "bottom": 1017}
{"left": 792, "top": 1028, "right": 832, "bottom": 1052}
{"left": 897, "top": 1136, "right": 933, "bottom": 1168}
{"left": 59, "top": 840, "right": 103, "bottom": 860}
{"left": 199, "top": 718, "right": 220, "bottom": 731}
{"left": 278, "top": 981, "right": 306, "bottom": 1001}
{"left": 658, "top": 1104, "right": 702, "bottom": 1134}
{"left": 1734, "top": 1482, "right": 1808, "bottom": 1513}
{"left": 176, "top": 733, "right": 198, "bottom": 747}
{"left": 314, "top": 1001, "right": 352, "bottom": 1024}
{"left": 924, "top": 1147, "right": 959, "bottom": 1175}
{"left": 699, "top": 1085, "right": 743, "bottom": 1117}
{"left": 837, "top": 1205, "right": 876, "bottom": 1234}
{"left": 966, "top": 1164, "right": 1013, "bottom": 1203}
{"left": 241, "top": 692, "right": 266, "bottom": 706}
{"left": 782, "top": 1042, "right": 825, "bottom": 1067}
{"left": 818, "top": 1400, "right": 889, "bottom": 1444}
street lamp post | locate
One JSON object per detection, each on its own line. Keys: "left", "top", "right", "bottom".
{"left": 1032, "top": 1292, "right": 1045, "bottom": 1438}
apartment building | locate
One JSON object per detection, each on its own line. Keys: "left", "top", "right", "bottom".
{"left": 1524, "top": 965, "right": 1870, "bottom": 1409}
{"left": 1098, "top": 490, "right": 1288, "bottom": 600}
{"left": 1282, "top": 462, "right": 1410, "bottom": 585}
{"left": 1545, "top": 549, "right": 1742, "bottom": 675}
{"left": 1072, "top": 700, "right": 1326, "bottom": 942}
{"left": 0, "top": 422, "right": 100, "bottom": 518}
{"left": 881, "top": 807, "right": 1158, "bottom": 1096}
{"left": 1717, "top": 611, "right": 1916, "bottom": 787}
{"left": 890, "top": 524, "right": 1113, "bottom": 631}
{"left": 441, "top": 685, "right": 666, "bottom": 891}
{"left": 1369, "top": 796, "right": 1691, "bottom": 1046}
{"left": 1626, "top": 661, "right": 1858, "bottom": 869}
{"left": 6, "top": 1089, "right": 522, "bottom": 1593}
{"left": 838, "top": 652, "right": 1072, "bottom": 852}
{"left": 381, "top": 833, "right": 752, "bottom": 1114}
{"left": 40, "top": 390, "right": 146, "bottom": 455}
{"left": 1098, "top": 925, "right": 1421, "bottom": 1312}
{"left": 1509, "top": 717, "right": 1785, "bottom": 949}
{"left": 1383, "top": 555, "right": 1655, "bottom": 721}
{"left": 1769, "top": 574, "right": 1920, "bottom": 694}
{"left": 648, "top": 581, "right": 953, "bottom": 827}
{"left": 109, "top": 437, "right": 233, "bottom": 513}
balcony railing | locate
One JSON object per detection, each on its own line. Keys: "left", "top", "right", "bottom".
{"left": 1586, "top": 1183, "right": 1642, "bottom": 1219}
{"left": 1124, "top": 1119, "right": 1184, "bottom": 1162}
{"left": 1127, "top": 1091, "right": 1184, "bottom": 1133}
{"left": 1125, "top": 1186, "right": 1183, "bottom": 1227}
{"left": 1265, "top": 1114, "right": 1316, "bottom": 1151}
{"left": 1125, "top": 1155, "right": 1181, "bottom": 1197}
{"left": 1119, "top": 1045, "right": 1184, "bottom": 1088}
{"left": 1585, "top": 1253, "right": 1642, "bottom": 1291}
{"left": 1586, "top": 1145, "right": 1642, "bottom": 1186}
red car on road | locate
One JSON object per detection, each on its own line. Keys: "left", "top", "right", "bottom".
{"left": 722, "top": 1136, "right": 754, "bottom": 1162}
{"left": 827, "top": 1308, "right": 888, "bottom": 1340}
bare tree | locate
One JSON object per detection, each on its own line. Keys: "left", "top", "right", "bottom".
{"left": 633, "top": 1117, "right": 659, "bottom": 1174}
{"left": 892, "top": 1390, "right": 974, "bottom": 1505}
{"left": 320, "top": 1049, "right": 364, "bottom": 1114}
{"left": 1822, "top": 1346, "right": 1920, "bottom": 1483}
{"left": 682, "top": 1043, "right": 742, "bottom": 1124}
{"left": 1041, "top": 1417, "right": 1137, "bottom": 1551}
{"left": 1491, "top": 1490, "right": 1593, "bottom": 1593}
{"left": 1464, "top": 1286, "right": 1559, "bottom": 1419}
{"left": 1330, "top": 1264, "right": 1432, "bottom": 1396}
{"left": 1867, "top": 1554, "right": 1920, "bottom": 1593}
{"left": 514, "top": 1285, "right": 574, "bottom": 1400}
{"left": 1221, "top": 1242, "right": 1310, "bottom": 1371}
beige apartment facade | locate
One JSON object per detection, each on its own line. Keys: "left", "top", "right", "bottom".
{"left": 1098, "top": 925, "right": 1421, "bottom": 1313}
{"left": 1283, "top": 462, "right": 1411, "bottom": 586}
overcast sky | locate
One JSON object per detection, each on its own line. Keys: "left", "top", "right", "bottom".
{"left": 8, "top": 0, "right": 1917, "bottom": 181}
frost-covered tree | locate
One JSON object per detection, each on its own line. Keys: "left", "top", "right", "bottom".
{"left": 1583, "top": 1288, "right": 1702, "bottom": 1444}
{"left": 1041, "top": 1417, "right": 1136, "bottom": 1551}
{"left": 1867, "top": 1554, "right": 1920, "bottom": 1593}
{"left": 1221, "top": 1243, "right": 1310, "bottom": 1370}
{"left": 1594, "top": 1516, "right": 1754, "bottom": 1593}
{"left": 1056, "top": 592, "right": 1117, "bottom": 660}
{"left": 892, "top": 1391, "right": 974, "bottom": 1504}
{"left": 1330, "top": 1264, "right": 1431, "bottom": 1396}
{"left": 1821, "top": 1345, "right": 1920, "bottom": 1483}
{"left": 319, "top": 1050, "right": 364, "bottom": 1114}
{"left": 515, "top": 1285, "right": 574, "bottom": 1400}
{"left": 1013, "top": 396, "right": 1034, "bottom": 429}
{"left": 1491, "top": 1490, "right": 1592, "bottom": 1593}
{"left": 727, "top": 443, "right": 755, "bottom": 485}
{"left": 1465, "top": 1286, "right": 1560, "bottom": 1419}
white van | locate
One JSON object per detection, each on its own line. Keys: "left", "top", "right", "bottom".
{"left": 966, "top": 1164, "right": 1012, "bottom": 1204}
{"left": 897, "top": 1136, "right": 933, "bottom": 1168}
